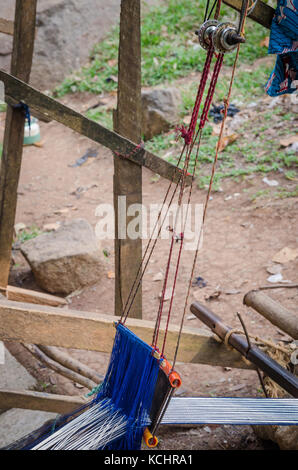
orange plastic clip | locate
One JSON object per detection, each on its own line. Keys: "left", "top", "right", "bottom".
{"left": 160, "top": 358, "right": 182, "bottom": 388}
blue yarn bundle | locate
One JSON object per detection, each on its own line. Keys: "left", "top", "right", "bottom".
{"left": 96, "top": 322, "right": 160, "bottom": 449}
{"left": 23, "top": 322, "right": 160, "bottom": 450}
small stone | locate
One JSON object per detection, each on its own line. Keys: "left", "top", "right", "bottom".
{"left": 153, "top": 272, "right": 163, "bottom": 282}
{"left": 14, "top": 222, "right": 26, "bottom": 235}
{"left": 203, "top": 426, "right": 212, "bottom": 433}
{"left": 266, "top": 262, "right": 282, "bottom": 275}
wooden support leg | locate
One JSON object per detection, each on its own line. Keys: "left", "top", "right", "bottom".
{"left": 0, "top": 0, "right": 37, "bottom": 288}
{"left": 114, "top": 0, "right": 142, "bottom": 319}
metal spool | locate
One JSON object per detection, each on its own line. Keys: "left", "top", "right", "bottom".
{"left": 212, "top": 22, "right": 244, "bottom": 53}
{"left": 196, "top": 19, "right": 219, "bottom": 50}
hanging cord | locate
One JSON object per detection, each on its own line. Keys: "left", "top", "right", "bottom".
{"left": 152, "top": 139, "right": 194, "bottom": 348}
{"left": 122, "top": 31, "right": 218, "bottom": 325}
{"left": 171, "top": 1, "right": 250, "bottom": 370}
{"left": 152, "top": 49, "right": 223, "bottom": 355}
{"left": 158, "top": 53, "right": 224, "bottom": 355}
{"left": 120, "top": 145, "right": 187, "bottom": 325}
{"left": 121, "top": 0, "right": 223, "bottom": 335}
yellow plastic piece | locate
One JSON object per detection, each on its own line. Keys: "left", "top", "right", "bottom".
{"left": 143, "top": 427, "right": 159, "bottom": 448}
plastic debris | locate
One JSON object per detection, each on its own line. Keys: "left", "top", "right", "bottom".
{"left": 263, "top": 177, "right": 279, "bottom": 187}
{"left": 69, "top": 148, "right": 98, "bottom": 168}
{"left": 209, "top": 103, "right": 240, "bottom": 123}
{"left": 192, "top": 276, "right": 207, "bottom": 288}
{"left": 267, "top": 273, "right": 283, "bottom": 283}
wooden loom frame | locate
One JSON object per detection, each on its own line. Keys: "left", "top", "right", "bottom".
{"left": 0, "top": 1, "right": 275, "bottom": 416}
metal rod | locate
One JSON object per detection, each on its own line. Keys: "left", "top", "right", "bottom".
{"left": 190, "top": 301, "right": 298, "bottom": 398}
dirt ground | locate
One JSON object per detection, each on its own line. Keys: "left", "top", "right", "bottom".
{"left": 1, "top": 70, "right": 297, "bottom": 450}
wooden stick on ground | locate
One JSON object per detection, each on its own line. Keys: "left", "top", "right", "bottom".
{"left": 23, "top": 344, "right": 98, "bottom": 390}
{"left": 243, "top": 290, "right": 298, "bottom": 340}
{"left": 5, "top": 285, "right": 67, "bottom": 307}
{"left": 37, "top": 345, "right": 103, "bottom": 385}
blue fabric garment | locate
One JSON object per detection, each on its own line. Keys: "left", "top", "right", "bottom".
{"left": 266, "top": 0, "right": 298, "bottom": 96}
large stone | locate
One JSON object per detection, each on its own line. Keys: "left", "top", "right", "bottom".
{"left": 21, "top": 219, "right": 104, "bottom": 295}
{"left": 141, "top": 88, "right": 181, "bottom": 140}
{"left": 253, "top": 425, "right": 298, "bottom": 450}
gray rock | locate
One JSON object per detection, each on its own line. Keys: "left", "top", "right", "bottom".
{"left": 141, "top": 88, "right": 181, "bottom": 140}
{"left": 21, "top": 219, "right": 104, "bottom": 295}
{"left": 0, "top": 348, "right": 36, "bottom": 392}
{"left": 0, "top": 409, "right": 57, "bottom": 448}
{"left": 253, "top": 425, "right": 298, "bottom": 450}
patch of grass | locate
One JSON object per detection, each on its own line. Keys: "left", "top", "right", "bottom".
{"left": 86, "top": 108, "right": 113, "bottom": 129}
{"left": 16, "top": 226, "right": 42, "bottom": 244}
{"left": 250, "top": 189, "right": 271, "bottom": 201}
{"left": 54, "top": 0, "right": 269, "bottom": 98}
{"left": 275, "top": 185, "right": 298, "bottom": 199}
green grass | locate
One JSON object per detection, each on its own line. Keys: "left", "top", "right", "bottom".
{"left": 52, "top": 0, "right": 298, "bottom": 197}
{"left": 54, "top": 0, "right": 269, "bottom": 98}
{"left": 16, "top": 226, "right": 42, "bottom": 243}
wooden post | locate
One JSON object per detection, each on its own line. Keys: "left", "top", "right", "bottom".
{"left": 113, "top": 0, "right": 142, "bottom": 319}
{"left": 0, "top": 0, "right": 37, "bottom": 288}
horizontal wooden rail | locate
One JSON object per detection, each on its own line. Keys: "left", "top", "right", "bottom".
{"left": 0, "top": 70, "right": 188, "bottom": 184}
{"left": 0, "top": 299, "right": 252, "bottom": 369}
{"left": 223, "top": 0, "right": 275, "bottom": 30}
{"left": 0, "top": 18, "right": 14, "bottom": 35}
{"left": 0, "top": 389, "right": 87, "bottom": 414}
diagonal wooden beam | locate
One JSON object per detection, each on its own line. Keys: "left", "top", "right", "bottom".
{"left": 0, "top": 70, "right": 186, "bottom": 185}
{"left": 223, "top": 0, "right": 275, "bottom": 30}
{"left": 0, "top": 299, "right": 252, "bottom": 369}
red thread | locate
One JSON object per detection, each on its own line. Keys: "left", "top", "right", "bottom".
{"left": 177, "top": 46, "right": 214, "bottom": 146}
{"left": 114, "top": 141, "right": 144, "bottom": 159}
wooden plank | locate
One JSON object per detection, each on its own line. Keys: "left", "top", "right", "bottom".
{"left": 223, "top": 0, "right": 275, "bottom": 30}
{"left": 6, "top": 285, "right": 67, "bottom": 307}
{"left": 0, "top": 389, "right": 87, "bottom": 414}
{"left": 0, "top": 70, "right": 186, "bottom": 185}
{"left": 0, "top": 17, "right": 14, "bottom": 35}
{"left": 114, "top": 0, "right": 142, "bottom": 319}
{"left": 0, "top": 1, "right": 37, "bottom": 288}
{"left": 0, "top": 299, "right": 253, "bottom": 369}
